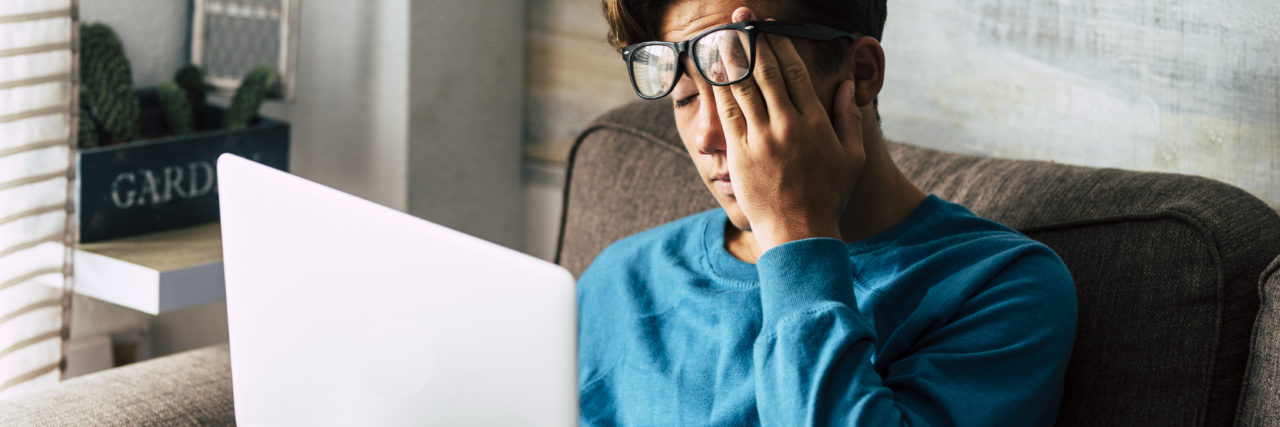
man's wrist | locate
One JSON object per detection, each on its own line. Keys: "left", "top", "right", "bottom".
{"left": 755, "top": 237, "right": 857, "bottom": 328}
{"left": 753, "top": 219, "right": 842, "bottom": 252}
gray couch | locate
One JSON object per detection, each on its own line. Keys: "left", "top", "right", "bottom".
{"left": 3, "top": 100, "right": 1278, "bottom": 425}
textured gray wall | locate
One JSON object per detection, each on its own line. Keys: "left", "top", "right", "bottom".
{"left": 255, "top": 0, "right": 409, "bottom": 212}
{"left": 878, "top": 0, "right": 1279, "bottom": 209}
{"left": 526, "top": 0, "right": 632, "bottom": 148}
{"left": 408, "top": 0, "right": 527, "bottom": 249}
{"left": 80, "top": 0, "right": 189, "bottom": 87}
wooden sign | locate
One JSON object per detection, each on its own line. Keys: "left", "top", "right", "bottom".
{"left": 78, "top": 109, "right": 289, "bottom": 243}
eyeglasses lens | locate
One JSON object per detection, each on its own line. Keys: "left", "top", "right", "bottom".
{"left": 631, "top": 45, "right": 678, "bottom": 98}
{"left": 693, "top": 29, "right": 750, "bottom": 84}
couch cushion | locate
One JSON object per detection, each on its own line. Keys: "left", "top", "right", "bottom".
{"left": 1239, "top": 256, "right": 1280, "bottom": 424}
{"left": 886, "top": 143, "right": 1280, "bottom": 426}
{"left": 556, "top": 100, "right": 712, "bottom": 277}
{"left": 558, "top": 100, "right": 1280, "bottom": 426}
{"left": 0, "top": 343, "right": 233, "bottom": 426}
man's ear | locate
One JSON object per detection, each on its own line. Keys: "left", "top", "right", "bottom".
{"left": 849, "top": 37, "right": 885, "bottom": 107}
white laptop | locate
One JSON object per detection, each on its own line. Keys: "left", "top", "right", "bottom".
{"left": 217, "top": 154, "right": 577, "bottom": 426}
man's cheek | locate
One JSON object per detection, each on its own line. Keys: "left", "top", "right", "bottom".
{"left": 674, "top": 117, "right": 697, "bottom": 153}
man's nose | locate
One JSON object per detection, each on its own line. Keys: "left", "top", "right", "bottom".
{"left": 694, "top": 95, "right": 727, "bottom": 155}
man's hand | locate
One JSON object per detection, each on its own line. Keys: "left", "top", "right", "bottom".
{"left": 712, "top": 8, "right": 866, "bottom": 252}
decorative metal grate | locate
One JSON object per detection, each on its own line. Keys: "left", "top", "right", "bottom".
{"left": 191, "top": 0, "right": 298, "bottom": 99}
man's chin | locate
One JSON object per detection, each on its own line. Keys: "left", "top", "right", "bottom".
{"left": 712, "top": 195, "right": 751, "bottom": 231}
{"left": 722, "top": 209, "right": 752, "bottom": 232}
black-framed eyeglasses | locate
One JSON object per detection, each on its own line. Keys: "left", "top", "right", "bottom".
{"left": 621, "top": 21, "right": 860, "bottom": 100}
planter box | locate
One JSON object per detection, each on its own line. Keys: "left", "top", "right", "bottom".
{"left": 77, "top": 90, "right": 289, "bottom": 243}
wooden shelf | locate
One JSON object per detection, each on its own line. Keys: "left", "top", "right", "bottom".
{"left": 73, "top": 223, "right": 224, "bottom": 315}
{"left": 523, "top": 141, "right": 575, "bottom": 165}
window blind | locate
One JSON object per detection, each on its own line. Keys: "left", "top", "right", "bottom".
{"left": 0, "top": 0, "right": 76, "bottom": 398}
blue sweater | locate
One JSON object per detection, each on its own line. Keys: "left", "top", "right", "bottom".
{"left": 577, "top": 195, "right": 1077, "bottom": 426}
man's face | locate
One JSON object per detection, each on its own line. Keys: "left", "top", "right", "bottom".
{"left": 660, "top": 0, "right": 847, "bottom": 231}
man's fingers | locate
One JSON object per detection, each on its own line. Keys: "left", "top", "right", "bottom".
{"left": 709, "top": 31, "right": 767, "bottom": 129}
{"left": 748, "top": 28, "right": 796, "bottom": 115}
{"left": 765, "top": 33, "right": 823, "bottom": 114}
{"left": 712, "top": 83, "right": 749, "bottom": 143}
{"left": 708, "top": 29, "right": 750, "bottom": 82}
{"left": 832, "top": 80, "right": 864, "bottom": 148}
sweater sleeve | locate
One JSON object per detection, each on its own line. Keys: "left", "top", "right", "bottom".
{"left": 752, "top": 238, "right": 1076, "bottom": 426}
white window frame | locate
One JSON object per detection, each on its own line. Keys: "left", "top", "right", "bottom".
{"left": 190, "top": 0, "right": 300, "bottom": 100}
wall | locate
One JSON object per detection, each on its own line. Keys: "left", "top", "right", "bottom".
{"left": 79, "top": 0, "right": 189, "bottom": 88}
{"left": 523, "top": 160, "right": 568, "bottom": 261}
{"left": 253, "top": 0, "right": 409, "bottom": 212}
{"left": 526, "top": 0, "right": 633, "bottom": 148}
{"left": 407, "top": 0, "right": 527, "bottom": 249}
{"left": 878, "top": 0, "right": 1280, "bottom": 209}
{"left": 521, "top": 0, "right": 633, "bottom": 261}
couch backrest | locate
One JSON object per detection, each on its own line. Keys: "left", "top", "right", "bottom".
{"left": 885, "top": 141, "right": 1280, "bottom": 426}
{"left": 558, "top": 100, "right": 1280, "bottom": 426}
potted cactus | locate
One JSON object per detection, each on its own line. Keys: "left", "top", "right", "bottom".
{"left": 77, "top": 22, "right": 290, "bottom": 243}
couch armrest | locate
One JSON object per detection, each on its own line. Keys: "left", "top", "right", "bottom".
{"left": 1239, "top": 256, "right": 1280, "bottom": 424}
{"left": 0, "top": 343, "right": 233, "bottom": 426}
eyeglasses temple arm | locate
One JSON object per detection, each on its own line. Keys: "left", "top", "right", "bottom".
{"left": 750, "top": 21, "right": 860, "bottom": 41}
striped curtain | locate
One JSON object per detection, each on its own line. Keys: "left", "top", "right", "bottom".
{"left": 0, "top": 0, "right": 77, "bottom": 397}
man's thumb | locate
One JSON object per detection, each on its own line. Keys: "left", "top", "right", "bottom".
{"left": 832, "top": 80, "right": 863, "bottom": 146}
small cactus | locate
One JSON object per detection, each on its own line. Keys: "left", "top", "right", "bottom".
{"left": 223, "top": 66, "right": 277, "bottom": 130}
{"left": 79, "top": 22, "right": 140, "bottom": 143}
{"left": 172, "top": 64, "right": 208, "bottom": 126}
{"left": 77, "top": 89, "right": 100, "bottom": 149}
{"left": 157, "top": 81, "right": 193, "bottom": 134}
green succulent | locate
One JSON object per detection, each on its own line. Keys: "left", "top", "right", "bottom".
{"left": 79, "top": 22, "right": 140, "bottom": 143}
{"left": 172, "top": 64, "right": 208, "bottom": 126}
{"left": 157, "top": 81, "right": 193, "bottom": 135}
{"left": 224, "top": 66, "right": 277, "bottom": 130}
{"left": 77, "top": 89, "right": 100, "bottom": 149}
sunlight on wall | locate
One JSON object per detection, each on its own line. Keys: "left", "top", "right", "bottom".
{"left": 0, "top": 0, "right": 75, "bottom": 397}
{"left": 879, "top": 0, "right": 1279, "bottom": 208}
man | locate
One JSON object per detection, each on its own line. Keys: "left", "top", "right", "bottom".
{"left": 577, "top": 0, "right": 1077, "bottom": 425}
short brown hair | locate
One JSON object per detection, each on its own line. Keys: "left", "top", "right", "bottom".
{"left": 602, "top": 0, "right": 887, "bottom": 51}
